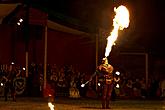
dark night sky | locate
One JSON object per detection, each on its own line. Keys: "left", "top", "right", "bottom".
{"left": 40, "top": 0, "right": 165, "bottom": 57}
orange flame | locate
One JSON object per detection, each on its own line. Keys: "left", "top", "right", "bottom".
{"left": 48, "top": 102, "right": 54, "bottom": 110}
{"left": 48, "top": 94, "right": 54, "bottom": 110}
{"left": 105, "top": 5, "right": 130, "bottom": 57}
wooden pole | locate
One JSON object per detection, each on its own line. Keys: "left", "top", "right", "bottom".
{"left": 43, "top": 25, "right": 47, "bottom": 90}
{"left": 26, "top": 52, "right": 28, "bottom": 77}
{"left": 145, "top": 53, "right": 148, "bottom": 87}
{"left": 95, "top": 33, "right": 99, "bottom": 90}
{"left": 24, "top": 3, "right": 29, "bottom": 78}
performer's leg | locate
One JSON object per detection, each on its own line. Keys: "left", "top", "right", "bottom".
{"left": 10, "top": 83, "right": 16, "bottom": 102}
{"left": 11, "top": 89, "right": 16, "bottom": 102}
{"left": 102, "top": 85, "right": 107, "bottom": 109}
{"left": 106, "top": 84, "right": 113, "bottom": 109}
{"left": 4, "top": 86, "right": 9, "bottom": 101}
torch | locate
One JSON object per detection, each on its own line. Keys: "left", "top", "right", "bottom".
{"left": 48, "top": 94, "right": 55, "bottom": 110}
{"left": 81, "top": 72, "right": 97, "bottom": 87}
{"left": 81, "top": 80, "right": 90, "bottom": 87}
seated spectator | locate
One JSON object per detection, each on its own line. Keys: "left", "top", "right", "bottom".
{"left": 69, "top": 77, "right": 80, "bottom": 98}
{"left": 160, "top": 79, "right": 165, "bottom": 98}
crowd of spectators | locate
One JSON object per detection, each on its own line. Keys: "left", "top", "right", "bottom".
{"left": 114, "top": 72, "right": 162, "bottom": 100}
{"left": 46, "top": 64, "right": 165, "bottom": 100}
{"left": 0, "top": 63, "right": 164, "bottom": 100}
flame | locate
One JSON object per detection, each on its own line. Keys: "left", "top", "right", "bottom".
{"left": 116, "top": 83, "right": 120, "bottom": 88}
{"left": 105, "top": 5, "right": 130, "bottom": 57}
{"left": 48, "top": 102, "right": 54, "bottom": 110}
{"left": 48, "top": 94, "right": 54, "bottom": 110}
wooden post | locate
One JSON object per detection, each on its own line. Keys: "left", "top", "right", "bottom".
{"left": 24, "top": 4, "right": 30, "bottom": 78}
{"left": 95, "top": 33, "right": 99, "bottom": 90}
{"left": 26, "top": 52, "right": 28, "bottom": 77}
{"left": 145, "top": 53, "right": 148, "bottom": 87}
{"left": 43, "top": 25, "right": 47, "bottom": 90}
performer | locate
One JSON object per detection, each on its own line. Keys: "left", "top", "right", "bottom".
{"left": 3, "top": 65, "right": 18, "bottom": 101}
{"left": 90, "top": 57, "right": 115, "bottom": 109}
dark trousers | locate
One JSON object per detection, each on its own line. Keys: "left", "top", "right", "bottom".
{"left": 4, "top": 82, "right": 16, "bottom": 101}
{"left": 101, "top": 83, "right": 113, "bottom": 108}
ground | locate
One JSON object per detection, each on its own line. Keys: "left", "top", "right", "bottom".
{"left": 0, "top": 97, "right": 164, "bottom": 110}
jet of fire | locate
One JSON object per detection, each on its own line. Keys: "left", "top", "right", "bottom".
{"left": 105, "top": 5, "right": 130, "bottom": 57}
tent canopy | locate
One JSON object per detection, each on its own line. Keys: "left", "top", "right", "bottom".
{"left": 0, "top": 3, "right": 90, "bottom": 35}
{"left": 0, "top": 3, "right": 20, "bottom": 23}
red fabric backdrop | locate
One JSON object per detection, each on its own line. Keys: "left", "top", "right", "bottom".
{"left": 0, "top": 24, "right": 96, "bottom": 73}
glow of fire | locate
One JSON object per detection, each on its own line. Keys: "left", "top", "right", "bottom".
{"left": 48, "top": 94, "right": 54, "bottom": 110}
{"left": 48, "top": 102, "right": 54, "bottom": 110}
{"left": 105, "top": 5, "right": 130, "bottom": 57}
{"left": 116, "top": 83, "right": 120, "bottom": 88}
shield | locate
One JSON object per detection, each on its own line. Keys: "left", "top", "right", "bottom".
{"left": 13, "top": 77, "right": 26, "bottom": 95}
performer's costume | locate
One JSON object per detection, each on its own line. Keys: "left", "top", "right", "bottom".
{"left": 96, "top": 58, "right": 114, "bottom": 109}
{"left": 4, "top": 70, "right": 16, "bottom": 101}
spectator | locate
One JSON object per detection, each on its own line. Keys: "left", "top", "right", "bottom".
{"left": 160, "top": 79, "right": 165, "bottom": 98}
